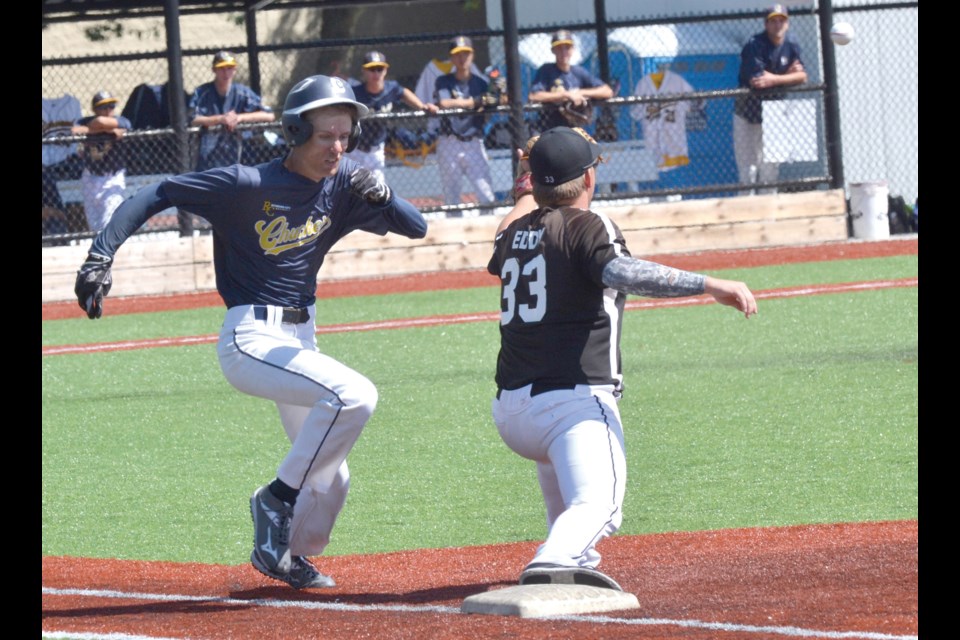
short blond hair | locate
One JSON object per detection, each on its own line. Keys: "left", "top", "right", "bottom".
{"left": 533, "top": 174, "right": 587, "bottom": 207}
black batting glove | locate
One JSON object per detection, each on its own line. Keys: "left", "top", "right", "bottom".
{"left": 75, "top": 253, "right": 113, "bottom": 319}
{"left": 349, "top": 166, "right": 393, "bottom": 206}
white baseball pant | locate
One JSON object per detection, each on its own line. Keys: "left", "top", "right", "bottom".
{"left": 80, "top": 168, "right": 127, "bottom": 232}
{"left": 436, "top": 135, "right": 495, "bottom": 206}
{"left": 347, "top": 143, "right": 386, "bottom": 183}
{"left": 217, "top": 304, "right": 378, "bottom": 557}
{"left": 492, "top": 383, "right": 626, "bottom": 568}
{"left": 733, "top": 114, "right": 779, "bottom": 195}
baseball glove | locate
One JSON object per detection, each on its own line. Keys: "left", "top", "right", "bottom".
{"left": 349, "top": 166, "right": 392, "bottom": 205}
{"left": 75, "top": 253, "right": 113, "bottom": 319}
{"left": 558, "top": 100, "right": 594, "bottom": 127}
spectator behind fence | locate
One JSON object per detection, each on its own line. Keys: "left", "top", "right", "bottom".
{"left": 433, "top": 35, "right": 497, "bottom": 209}
{"left": 183, "top": 50, "right": 275, "bottom": 234}
{"left": 733, "top": 4, "right": 807, "bottom": 194}
{"left": 71, "top": 91, "right": 132, "bottom": 232}
{"left": 414, "top": 44, "right": 482, "bottom": 147}
{"left": 528, "top": 29, "right": 613, "bottom": 134}
{"left": 348, "top": 51, "right": 438, "bottom": 182}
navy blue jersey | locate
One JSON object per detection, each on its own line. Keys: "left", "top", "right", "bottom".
{"left": 351, "top": 80, "right": 407, "bottom": 148}
{"left": 487, "top": 205, "right": 630, "bottom": 392}
{"left": 74, "top": 114, "right": 133, "bottom": 175}
{"left": 189, "top": 81, "right": 272, "bottom": 170}
{"left": 530, "top": 63, "right": 607, "bottom": 130}
{"left": 92, "top": 157, "right": 426, "bottom": 308}
{"left": 434, "top": 73, "right": 488, "bottom": 139}
{"left": 735, "top": 32, "right": 804, "bottom": 123}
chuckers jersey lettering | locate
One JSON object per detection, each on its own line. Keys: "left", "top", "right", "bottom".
{"left": 256, "top": 214, "right": 332, "bottom": 256}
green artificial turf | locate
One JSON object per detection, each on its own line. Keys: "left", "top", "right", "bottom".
{"left": 41, "top": 256, "right": 918, "bottom": 564}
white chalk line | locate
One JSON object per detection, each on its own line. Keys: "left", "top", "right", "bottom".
{"left": 42, "top": 586, "right": 916, "bottom": 640}
{"left": 41, "top": 278, "right": 918, "bottom": 357}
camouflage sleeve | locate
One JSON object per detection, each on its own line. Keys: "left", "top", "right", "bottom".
{"left": 601, "top": 255, "right": 706, "bottom": 298}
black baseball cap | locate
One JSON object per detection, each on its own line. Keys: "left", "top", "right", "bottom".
{"left": 213, "top": 50, "right": 238, "bottom": 68}
{"left": 529, "top": 126, "right": 602, "bottom": 186}
{"left": 362, "top": 51, "right": 389, "bottom": 68}
{"left": 450, "top": 35, "right": 474, "bottom": 54}
{"left": 91, "top": 90, "right": 118, "bottom": 110}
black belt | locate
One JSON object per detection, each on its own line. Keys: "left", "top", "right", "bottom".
{"left": 496, "top": 382, "right": 578, "bottom": 399}
{"left": 253, "top": 305, "right": 310, "bottom": 324}
{"left": 447, "top": 134, "right": 479, "bottom": 142}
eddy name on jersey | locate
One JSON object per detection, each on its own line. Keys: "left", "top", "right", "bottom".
{"left": 511, "top": 228, "right": 544, "bottom": 250}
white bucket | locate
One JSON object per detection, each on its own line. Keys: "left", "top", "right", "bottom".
{"left": 849, "top": 181, "right": 890, "bottom": 240}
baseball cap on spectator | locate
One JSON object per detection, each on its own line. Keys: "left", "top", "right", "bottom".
{"left": 766, "top": 4, "right": 788, "bottom": 20}
{"left": 362, "top": 51, "right": 389, "bottom": 69}
{"left": 212, "top": 50, "right": 238, "bottom": 68}
{"left": 551, "top": 29, "right": 575, "bottom": 48}
{"left": 91, "top": 90, "right": 118, "bottom": 110}
{"left": 529, "top": 126, "right": 602, "bottom": 186}
{"left": 450, "top": 35, "right": 474, "bottom": 54}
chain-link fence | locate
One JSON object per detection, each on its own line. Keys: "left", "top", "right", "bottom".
{"left": 42, "top": 2, "right": 918, "bottom": 246}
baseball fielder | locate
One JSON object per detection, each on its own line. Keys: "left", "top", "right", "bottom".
{"left": 74, "top": 75, "right": 428, "bottom": 590}
{"left": 490, "top": 127, "right": 757, "bottom": 589}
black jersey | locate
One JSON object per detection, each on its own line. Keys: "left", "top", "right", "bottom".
{"left": 487, "top": 205, "right": 630, "bottom": 392}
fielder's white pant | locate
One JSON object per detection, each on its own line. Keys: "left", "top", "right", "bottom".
{"left": 732, "top": 114, "right": 779, "bottom": 195}
{"left": 492, "top": 384, "right": 626, "bottom": 569}
{"left": 347, "top": 144, "right": 386, "bottom": 183}
{"left": 80, "top": 169, "right": 126, "bottom": 232}
{"left": 217, "top": 304, "right": 378, "bottom": 557}
{"left": 436, "top": 135, "right": 495, "bottom": 206}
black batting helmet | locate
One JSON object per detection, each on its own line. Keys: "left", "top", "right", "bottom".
{"left": 281, "top": 75, "right": 368, "bottom": 150}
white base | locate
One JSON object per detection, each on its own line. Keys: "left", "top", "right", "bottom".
{"left": 461, "top": 584, "right": 640, "bottom": 618}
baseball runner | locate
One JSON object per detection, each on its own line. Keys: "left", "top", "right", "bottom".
{"left": 74, "top": 75, "right": 428, "bottom": 590}
{"left": 733, "top": 4, "right": 807, "bottom": 194}
{"left": 630, "top": 69, "right": 701, "bottom": 171}
{"left": 433, "top": 35, "right": 497, "bottom": 207}
{"left": 528, "top": 30, "right": 613, "bottom": 133}
{"left": 490, "top": 127, "right": 757, "bottom": 589}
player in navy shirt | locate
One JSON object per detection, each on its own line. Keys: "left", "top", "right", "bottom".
{"left": 189, "top": 51, "right": 276, "bottom": 171}
{"left": 433, "top": 35, "right": 499, "bottom": 207}
{"left": 528, "top": 30, "right": 613, "bottom": 132}
{"left": 75, "top": 75, "right": 428, "bottom": 591}
{"left": 732, "top": 4, "right": 807, "bottom": 193}
{"left": 71, "top": 90, "right": 133, "bottom": 232}
{"left": 348, "top": 51, "right": 438, "bottom": 181}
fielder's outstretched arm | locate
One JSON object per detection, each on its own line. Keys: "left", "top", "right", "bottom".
{"left": 601, "top": 256, "right": 757, "bottom": 318}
